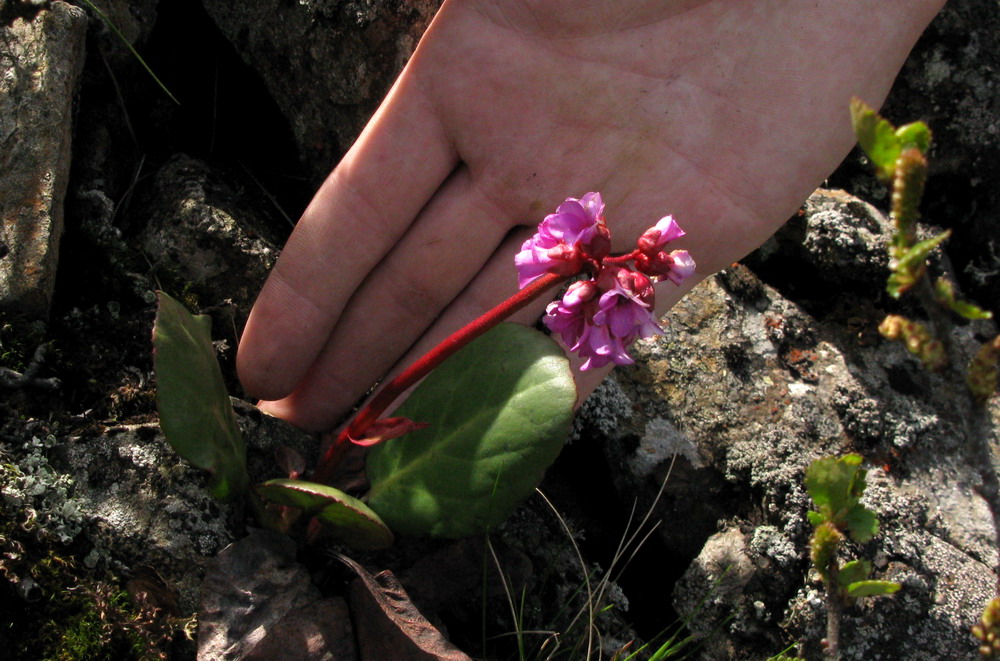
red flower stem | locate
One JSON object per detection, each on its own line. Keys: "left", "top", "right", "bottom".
{"left": 604, "top": 250, "right": 641, "bottom": 264}
{"left": 312, "top": 272, "right": 567, "bottom": 483}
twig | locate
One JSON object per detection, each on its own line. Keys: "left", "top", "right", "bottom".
{"left": 0, "top": 345, "right": 60, "bottom": 390}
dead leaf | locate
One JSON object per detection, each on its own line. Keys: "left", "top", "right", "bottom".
{"left": 338, "top": 554, "right": 472, "bottom": 661}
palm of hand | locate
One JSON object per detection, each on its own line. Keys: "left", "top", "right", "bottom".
{"left": 238, "top": 0, "right": 943, "bottom": 430}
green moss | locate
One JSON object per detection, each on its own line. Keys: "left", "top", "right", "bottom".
{"left": 0, "top": 501, "right": 178, "bottom": 660}
{"left": 40, "top": 588, "right": 149, "bottom": 661}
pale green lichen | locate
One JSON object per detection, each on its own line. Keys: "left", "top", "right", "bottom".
{"left": 1, "top": 435, "right": 85, "bottom": 544}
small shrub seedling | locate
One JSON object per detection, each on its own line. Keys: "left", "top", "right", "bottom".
{"left": 804, "top": 454, "right": 899, "bottom": 660}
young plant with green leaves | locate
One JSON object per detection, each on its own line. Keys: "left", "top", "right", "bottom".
{"left": 804, "top": 454, "right": 900, "bottom": 661}
{"left": 852, "top": 99, "right": 1000, "bottom": 658}
{"left": 152, "top": 193, "right": 695, "bottom": 551}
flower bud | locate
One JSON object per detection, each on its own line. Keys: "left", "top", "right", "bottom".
{"left": 583, "top": 222, "right": 612, "bottom": 262}
{"left": 562, "top": 279, "right": 599, "bottom": 308}
{"left": 637, "top": 215, "right": 685, "bottom": 254}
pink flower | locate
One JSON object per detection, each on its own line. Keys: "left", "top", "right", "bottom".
{"left": 515, "top": 192, "right": 611, "bottom": 288}
{"left": 544, "top": 267, "right": 663, "bottom": 371}
{"left": 635, "top": 215, "right": 696, "bottom": 284}
{"left": 638, "top": 215, "right": 685, "bottom": 251}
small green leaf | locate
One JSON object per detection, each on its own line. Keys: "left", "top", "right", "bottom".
{"left": 153, "top": 292, "right": 247, "bottom": 500}
{"left": 837, "top": 559, "right": 872, "bottom": 588}
{"left": 256, "top": 479, "right": 394, "bottom": 550}
{"left": 846, "top": 580, "right": 901, "bottom": 598}
{"left": 895, "top": 121, "right": 932, "bottom": 155}
{"left": 935, "top": 278, "right": 993, "bottom": 320}
{"left": 887, "top": 268, "right": 923, "bottom": 299}
{"left": 844, "top": 504, "right": 879, "bottom": 543}
{"left": 366, "top": 323, "right": 576, "bottom": 538}
{"left": 806, "top": 510, "right": 826, "bottom": 527}
{"left": 804, "top": 454, "right": 864, "bottom": 517}
{"left": 895, "top": 230, "right": 951, "bottom": 272}
{"left": 851, "top": 98, "right": 902, "bottom": 183}
{"left": 950, "top": 299, "right": 993, "bottom": 320}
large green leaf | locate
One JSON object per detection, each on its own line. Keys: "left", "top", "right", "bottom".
{"left": 153, "top": 291, "right": 247, "bottom": 500}
{"left": 256, "top": 479, "right": 394, "bottom": 550}
{"left": 365, "top": 323, "right": 576, "bottom": 538}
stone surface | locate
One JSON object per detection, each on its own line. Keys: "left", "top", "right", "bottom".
{"left": 578, "top": 189, "right": 1000, "bottom": 659}
{"left": 136, "top": 154, "right": 283, "bottom": 329}
{"left": 0, "top": 400, "right": 317, "bottom": 616}
{"left": 198, "top": 528, "right": 357, "bottom": 660}
{"left": 0, "top": 1, "right": 87, "bottom": 318}
{"left": 201, "top": 0, "right": 440, "bottom": 182}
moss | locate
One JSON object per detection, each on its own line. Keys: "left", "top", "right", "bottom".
{"left": 38, "top": 586, "right": 164, "bottom": 661}
{"left": 0, "top": 500, "right": 185, "bottom": 660}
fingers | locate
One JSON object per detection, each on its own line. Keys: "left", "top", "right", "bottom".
{"left": 257, "top": 169, "right": 528, "bottom": 430}
{"left": 237, "top": 45, "right": 458, "bottom": 401}
{"left": 261, "top": 207, "right": 706, "bottom": 431}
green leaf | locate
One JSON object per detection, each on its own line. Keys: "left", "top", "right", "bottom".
{"left": 935, "top": 278, "right": 993, "bottom": 320}
{"left": 804, "top": 454, "right": 864, "bottom": 517}
{"left": 851, "top": 98, "right": 902, "bottom": 183}
{"left": 806, "top": 510, "right": 826, "bottom": 527}
{"left": 950, "top": 299, "right": 994, "bottom": 321}
{"left": 366, "top": 323, "right": 576, "bottom": 538}
{"left": 837, "top": 559, "right": 872, "bottom": 588}
{"left": 153, "top": 292, "right": 247, "bottom": 500}
{"left": 895, "top": 121, "right": 932, "bottom": 155}
{"left": 887, "top": 269, "right": 923, "bottom": 299}
{"left": 844, "top": 504, "right": 879, "bottom": 543}
{"left": 845, "top": 580, "right": 901, "bottom": 599}
{"left": 256, "top": 479, "right": 393, "bottom": 550}
{"left": 896, "top": 230, "right": 951, "bottom": 273}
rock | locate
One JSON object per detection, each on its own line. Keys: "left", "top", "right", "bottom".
{"left": 198, "top": 528, "right": 357, "bottom": 660}
{"left": 577, "top": 216, "right": 1000, "bottom": 658}
{"left": 746, "top": 189, "right": 892, "bottom": 305}
{"left": 136, "top": 154, "right": 283, "bottom": 329}
{"left": 0, "top": 398, "right": 317, "bottom": 615}
{"left": 201, "top": 0, "right": 440, "bottom": 181}
{"left": 0, "top": 1, "right": 87, "bottom": 318}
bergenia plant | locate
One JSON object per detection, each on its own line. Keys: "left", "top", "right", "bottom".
{"left": 154, "top": 193, "right": 695, "bottom": 546}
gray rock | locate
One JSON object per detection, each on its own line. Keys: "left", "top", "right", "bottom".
{"left": 137, "top": 154, "right": 283, "bottom": 328}
{"left": 198, "top": 529, "right": 357, "bottom": 661}
{"left": 581, "top": 235, "right": 999, "bottom": 658}
{"left": 201, "top": 0, "right": 440, "bottom": 182}
{"left": 0, "top": 399, "right": 317, "bottom": 615}
{"left": 746, "top": 189, "right": 892, "bottom": 303}
{"left": 0, "top": 1, "right": 87, "bottom": 318}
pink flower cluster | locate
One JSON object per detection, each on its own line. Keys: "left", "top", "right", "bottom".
{"left": 515, "top": 193, "right": 695, "bottom": 370}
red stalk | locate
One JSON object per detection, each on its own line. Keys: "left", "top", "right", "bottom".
{"left": 311, "top": 272, "right": 566, "bottom": 483}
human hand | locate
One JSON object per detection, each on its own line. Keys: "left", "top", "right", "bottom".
{"left": 237, "top": 0, "right": 945, "bottom": 431}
